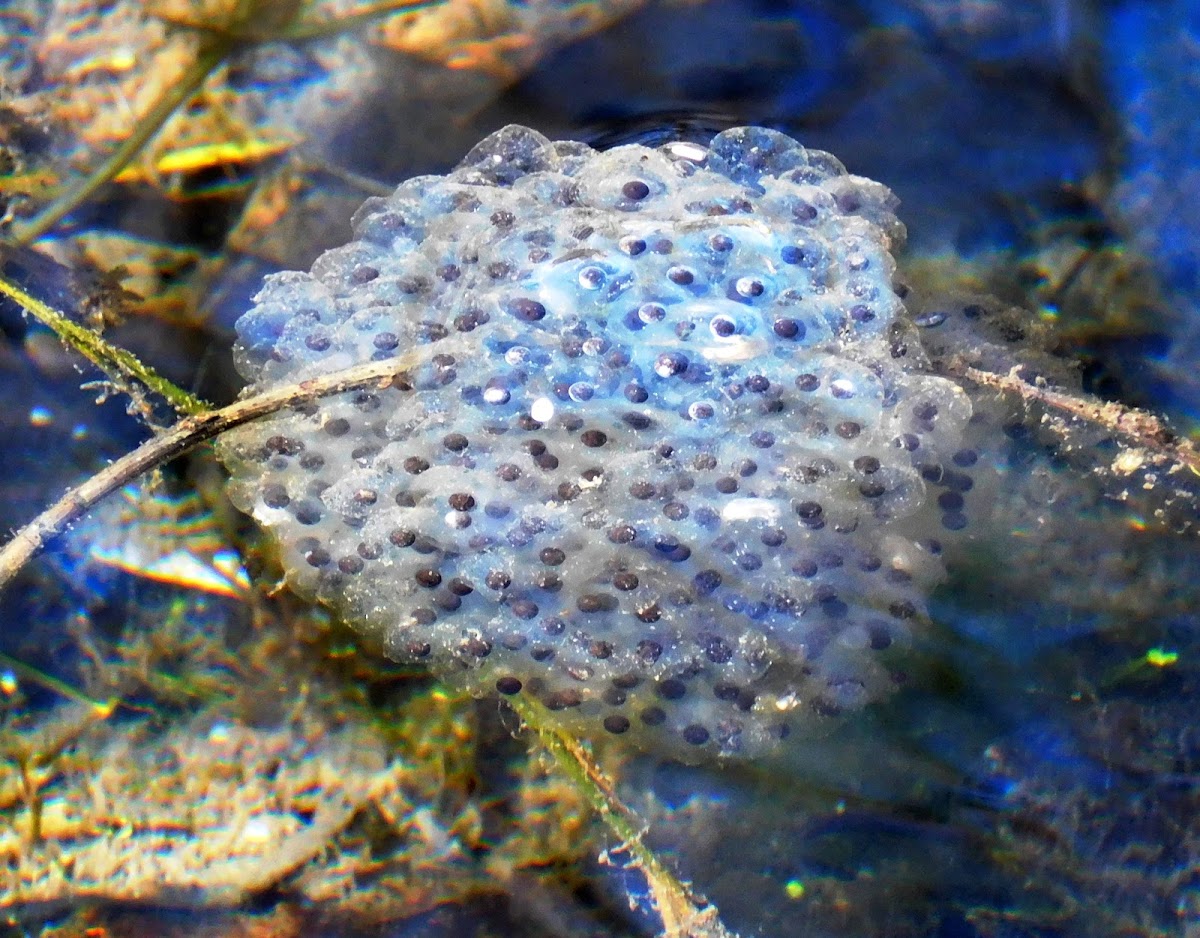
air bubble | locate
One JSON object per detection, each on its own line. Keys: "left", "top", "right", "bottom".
{"left": 530, "top": 397, "right": 555, "bottom": 422}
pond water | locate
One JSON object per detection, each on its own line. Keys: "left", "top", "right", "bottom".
{"left": 0, "top": 2, "right": 1197, "bottom": 936}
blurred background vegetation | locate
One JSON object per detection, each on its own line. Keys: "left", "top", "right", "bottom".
{"left": 0, "top": 1, "right": 1198, "bottom": 936}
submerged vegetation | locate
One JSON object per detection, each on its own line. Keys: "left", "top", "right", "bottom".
{"left": 0, "top": 2, "right": 732, "bottom": 934}
{"left": 0, "top": 3, "right": 1197, "bottom": 937}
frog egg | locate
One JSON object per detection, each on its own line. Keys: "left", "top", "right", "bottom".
{"left": 219, "top": 124, "right": 966, "bottom": 763}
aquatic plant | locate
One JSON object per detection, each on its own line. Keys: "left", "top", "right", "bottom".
{"left": 0, "top": 4, "right": 727, "bottom": 932}
{"left": 7, "top": 0, "right": 449, "bottom": 248}
{"left": 0, "top": 18, "right": 1195, "bottom": 930}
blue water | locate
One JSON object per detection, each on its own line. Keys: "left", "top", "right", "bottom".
{"left": 1, "top": 2, "right": 1198, "bottom": 936}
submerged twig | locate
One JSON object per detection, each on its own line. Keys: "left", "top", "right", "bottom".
{"left": 0, "top": 350, "right": 720, "bottom": 934}
{"left": 0, "top": 268, "right": 207, "bottom": 416}
{"left": 0, "top": 354, "right": 421, "bottom": 594}
{"left": 945, "top": 359, "right": 1200, "bottom": 478}
{"left": 508, "top": 694, "right": 737, "bottom": 938}
{"left": 8, "top": 42, "right": 231, "bottom": 247}
{"left": 280, "top": 0, "right": 445, "bottom": 41}
{"left": 7, "top": 0, "right": 443, "bottom": 246}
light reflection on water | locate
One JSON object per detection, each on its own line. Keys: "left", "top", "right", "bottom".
{"left": 0, "top": 2, "right": 1197, "bottom": 936}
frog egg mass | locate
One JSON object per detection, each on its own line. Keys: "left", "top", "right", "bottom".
{"left": 219, "top": 125, "right": 990, "bottom": 760}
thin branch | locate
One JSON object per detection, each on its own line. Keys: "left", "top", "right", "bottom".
{"left": 150, "top": 0, "right": 439, "bottom": 43}
{"left": 8, "top": 41, "right": 232, "bottom": 246}
{"left": 0, "top": 268, "right": 207, "bottom": 417}
{"left": 0, "top": 353, "right": 421, "bottom": 594}
{"left": 0, "top": 350, "right": 730, "bottom": 935}
{"left": 944, "top": 359, "right": 1200, "bottom": 478}
{"left": 300, "top": 148, "right": 395, "bottom": 197}
{"left": 280, "top": 0, "right": 446, "bottom": 41}
{"left": 7, "top": 0, "right": 445, "bottom": 245}
{"left": 507, "top": 694, "right": 737, "bottom": 938}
